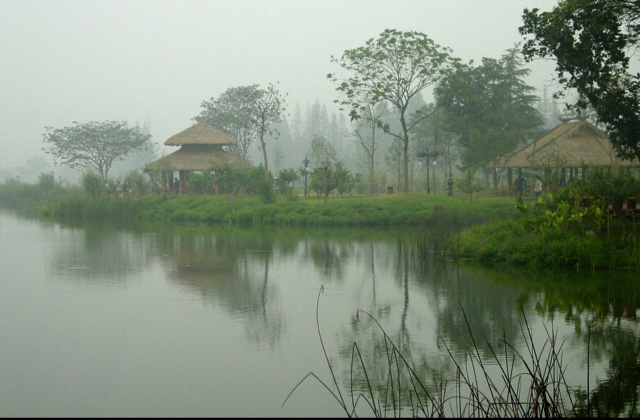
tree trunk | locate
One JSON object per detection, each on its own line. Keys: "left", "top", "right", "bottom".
{"left": 260, "top": 127, "right": 269, "bottom": 177}
{"left": 368, "top": 155, "right": 375, "bottom": 196}
{"left": 401, "top": 114, "right": 409, "bottom": 193}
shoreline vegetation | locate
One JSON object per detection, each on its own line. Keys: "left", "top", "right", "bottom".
{"left": 1, "top": 174, "right": 638, "bottom": 269}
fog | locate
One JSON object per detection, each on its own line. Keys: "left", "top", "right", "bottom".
{"left": 0, "top": 0, "right": 559, "bottom": 181}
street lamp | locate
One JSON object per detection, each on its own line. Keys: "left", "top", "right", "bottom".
{"left": 416, "top": 149, "right": 439, "bottom": 193}
{"left": 302, "top": 156, "right": 310, "bottom": 197}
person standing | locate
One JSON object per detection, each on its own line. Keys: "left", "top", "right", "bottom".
{"left": 534, "top": 177, "right": 543, "bottom": 197}
{"left": 515, "top": 175, "right": 526, "bottom": 196}
{"left": 447, "top": 175, "right": 454, "bottom": 196}
{"left": 173, "top": 177, "right": 179, "bottom": 193}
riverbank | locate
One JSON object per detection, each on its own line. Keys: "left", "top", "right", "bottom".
{"left": 3, "top": 177, "right": 638, "bottom": 269}
{"left": 38, "top": 192, "right": 518, "bottom": 227}
{"left": 39, "top": 192, "right": 638, "bottom": 268}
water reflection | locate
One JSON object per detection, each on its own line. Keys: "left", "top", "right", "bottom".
{"left": 17, "top": 212, "right": 640, "bottom": 416}
{"left": 333, "top": 256, "right": 640, "bottom": 416}
{"left": 51, "top": 224, "right": 152, "bottom": 286}
{"left": 154, "top": 227, "right": 286, "bottom": 347}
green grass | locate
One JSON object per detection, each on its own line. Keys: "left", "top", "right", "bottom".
{"left": 38, "top": 191, "right": 520, "bottom": 228}
{"left": 448, "top": 218, "right": 637, "bottom": 269}
{"left": 10, "top": 180, "right": 635, "bottom": 269}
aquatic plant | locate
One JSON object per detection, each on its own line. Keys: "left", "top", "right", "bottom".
{"left": 283, "top": 287, "right": 619, "bottom": 418}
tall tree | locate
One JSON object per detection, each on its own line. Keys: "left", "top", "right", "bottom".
{"left": 537, "top": 85, "right": 564, "bottom": 131}
{"left": 306, "top": 100, "right": 327, "bottom": 141}
{"left": 520, "top": 0, "right": 640, "bottom": 162}
{"left": 411, "top": 103, "right": 459, "bottom": 179}
{"left": 289, "top": 100, "right": 305, "bottom": 163}
{"left": 309, "top": 135, "right": 337, "bottom": 166}
{"left": 353, "top": 101, "right": 389, "bottom": 195}
{"left": 252, "top": 83, "right": 287, "bottom": 177}
{"left": 435, "top": 46, "right": 543, "bottom": 167}
{"left": 328, "top": 29, "right": 458, "bottom": 192}
{"left": 42, "top": 120, "right": 152, "bottom": 179}
{"left": 195, "top": 85, "right": 259, "bottom": 160}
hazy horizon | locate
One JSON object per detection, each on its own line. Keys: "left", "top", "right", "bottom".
{"left": 1, "top": 0, "right": 559, "bottom": 181}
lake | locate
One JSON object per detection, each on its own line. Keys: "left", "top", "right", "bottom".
{"left": 1, "top": 209, "right": 638, "bottom": 417}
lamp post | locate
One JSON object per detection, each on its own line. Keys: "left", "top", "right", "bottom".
{"left": 416, "top": 149, "right": 439, "bottom": 193}
{"left": 302, "top": 156, "right": 310, "bottom": 197}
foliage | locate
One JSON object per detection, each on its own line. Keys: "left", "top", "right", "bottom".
{"left": 352, "top": 101, "right": 388, "bottom": 195}
{"left": 276, "top": 168, "right": 298, "bottom": 198}
{"left": 185, "top": 171, "right": 217, "bottom": 194}
{"left": 196, "top": 83, "right": 286, "bottom": 175}
{"left": 285, "top": 288, "right": 590, "bottom": 418}
{"left": 456, "top": 168, "right": 484, "bottom": 204}
{"left": 384, "top": 140, "right": 405, "bottom": 190}
{"left": 309, "top": 161, "right": 353, "bottom": 205}
{"left": 451, "top": 219, "right": 614, "bottom": 268}
{"left": 568, "top": 168, "right": 640, "bottom": 242}
{"left": 516, "top": 193, "right": 606, "bottom": 235}
{"left": 42, "top": 120, "right": 152, "bottom": 179}
{"left": 309, "top": 135, "right": 337, "bottom": 166}
{"left": 124, "top": 170, "right": 154, "bottom": 195}
{"left": 81, "top": 170, "right": 105, "bottom": 198}
{"left": 39, "top": 189, "right": 517, "bottom": 228}
{"left": 195, "top": 85, "right": 259, "bottom": 159}
{"left": 435, "top": 46, "right": 543, "bottom": 167}
{"left": 328, "top": 28, "right": 458, "bottom": 192}
{"left": 251, "top": 83, "right": 287, "bottom": 176}
{"left": 520, "top": 0, "right": 640, "bottom": 162}
{"left": 210, "top": 166, "right": 246, "bottom": 197}
{"left": 410, "top": 103, "right": 459, "bottom": 180}
{"left": 576, "top": 168, "right": 640, "bottom": 215}
{"left": 452, "top": 169, "right": 640, "bottom": 268}
{"left": 0, "top": 173, "right": 80, "bottom": 215}
{"left": 244, "top": 165, "right": 275, "bottom": 203}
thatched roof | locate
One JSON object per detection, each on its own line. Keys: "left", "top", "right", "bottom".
{"left": 164, "top": 121, "right": 237, "bottom": 146}
{"left": 146, "top": 148, "right": 251, "bottom": 171}
{"left": 487, "top": 119, "right": 638, "bottom": 169}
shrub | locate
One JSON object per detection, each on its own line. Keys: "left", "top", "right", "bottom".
{"left": 81, "top": 171, "right": 105, "bottom": 198}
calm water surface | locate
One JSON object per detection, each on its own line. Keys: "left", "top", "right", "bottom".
{"left": 1, "top": 210, "right": 638, "bottom": 417}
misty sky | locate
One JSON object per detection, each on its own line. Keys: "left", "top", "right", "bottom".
{"left": 0, "top": 0, "right": 560, "bottom": 173}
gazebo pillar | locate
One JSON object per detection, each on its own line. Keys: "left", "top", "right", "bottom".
{"left": 507, "top": 168, "right": 513, "bottom": 195}
{"left": 161, "top": 171, "right": 169, "bottom": 192}
{"left": 179, "top": 170, "right": 186, "bottom": 194}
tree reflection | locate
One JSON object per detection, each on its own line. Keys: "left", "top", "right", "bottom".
{"left": 157, "top": 228, "right": 286, "bottom": 347}
{"left": 51, "top": 224, "right": 153, "bottom": 286}
{"left": 506, "top": 267, "right": 640, "bottom": 417}
{"left": 332, "top": 249, "right": 640, "bottom": 415}
{"left": 304, "top": 239, "right": 353, "bottom": 281}
{"left": 573, "top": 323, "right": 640, "bottom": 417}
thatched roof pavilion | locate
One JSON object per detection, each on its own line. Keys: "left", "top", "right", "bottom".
{"left": 487, "top": 119, "right": 634, "bottom": 170}
{"left": 146, "top": 121, "right": 251, "bottom": 193}
{"left": 486, "top": 118, "right": 639, "bottom": 194}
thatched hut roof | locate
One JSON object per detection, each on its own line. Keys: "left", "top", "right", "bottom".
{"left": 146, "top": 148, "right": 251, "bottom": 172}
{"left": 164, "top": 121, "right": 237, "bottom": 146}
{"left": 487, "top": 119, "right": 637, "bottom": 169}
{"left": 146, "top": 121, "right": 251, "bottom": 172}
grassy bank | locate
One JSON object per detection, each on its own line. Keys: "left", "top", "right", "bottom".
{"left": 449, "top": 218, "right": 640, "bottom": 269}
{"left": 4, "top": 177, "right": 638, "bottom": 269}
{"left": 37, "top": 191, "right": 519, "bottom": 227}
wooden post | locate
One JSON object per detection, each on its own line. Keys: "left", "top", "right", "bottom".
{"left": 179, "top": 170, "right": 186, "bottom": 194}
{"left": 162, "top": 171, "right": 168, "bottom": 192}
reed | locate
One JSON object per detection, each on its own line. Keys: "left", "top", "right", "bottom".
{"left": 284, "top": 287, "right": 609, "bottom": 418}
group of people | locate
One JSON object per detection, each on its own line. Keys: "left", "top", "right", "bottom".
{"left": 514, "top": 175, "right": 544, "bottom": 197}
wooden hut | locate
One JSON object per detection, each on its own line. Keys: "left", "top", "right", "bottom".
{"left": 487, "top": 118, "right": 638, "bottom": 193}
{"left": 146, "top": 121, "right": 251, "bottom": 193}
